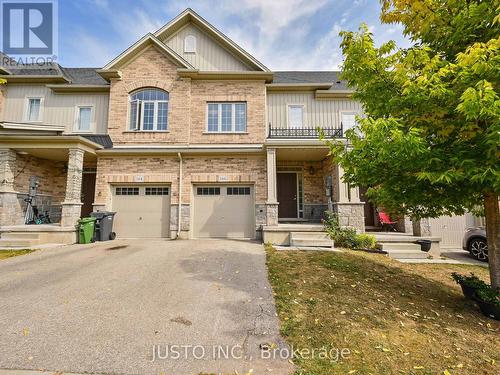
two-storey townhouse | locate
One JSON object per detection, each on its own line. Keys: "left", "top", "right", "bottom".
{"left": 0, "top": 8, "right": 470, "bottom": 247}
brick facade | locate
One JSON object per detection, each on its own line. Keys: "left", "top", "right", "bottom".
{"left": 106, "top": 45, "right": 266, "bottom": 146}
{"left": 93, "top": 154, "right": 267, "bottom": 236}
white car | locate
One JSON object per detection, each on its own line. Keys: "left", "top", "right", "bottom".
{"left": 462, "top": 227, "right": 488, "bottom": 262}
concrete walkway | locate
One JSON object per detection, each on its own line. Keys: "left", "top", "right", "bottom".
{"left": 0, "top": 239, "right": 293, "bottom": 375}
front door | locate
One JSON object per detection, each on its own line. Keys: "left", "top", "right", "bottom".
{"left": 277, "top": 172, "right": 298, "bottom": 219}
{"left": 81, "top": 172, "right": 96, "bottom": 217}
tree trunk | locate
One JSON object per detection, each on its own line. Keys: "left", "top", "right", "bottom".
{"left": 484, "top": 192, "right": 500, "bottom": 289}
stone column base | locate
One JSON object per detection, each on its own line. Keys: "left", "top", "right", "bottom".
{"left": 0, "top": 191, "right": 23, "bottom": 226}
{"left": 396, "top": 215, "right": 413, "bottom": 233}
{"left": 412, "top": 218, "right": 431, "bottom": 237}
{"left": 265, "top": 203, "right": 279, "bottom": 226}
{"left": 92, "top": 203, "right": 107, "bottom": 212}
{"left": 60, "top": 202, "right": 83, "bottom": 227}
{"left": 333, "top": 202, "right": 365, "bottom": 233}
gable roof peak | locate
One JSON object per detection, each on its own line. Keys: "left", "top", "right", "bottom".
{"left": 154, "top": 8, "right": 269, "bottom": 72}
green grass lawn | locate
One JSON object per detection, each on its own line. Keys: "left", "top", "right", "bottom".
{"left": 266, "top": 245, "right": 499, "bottom": 375}
{"left": 0, "top": 249, "right": 35, "bottom": 260}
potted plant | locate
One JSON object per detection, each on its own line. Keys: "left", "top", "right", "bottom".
{"left": 451, "top": 273, "right": 488, "bottom": 300}
{"left": 474, "top": 286, "right": 500, "bottom": 321}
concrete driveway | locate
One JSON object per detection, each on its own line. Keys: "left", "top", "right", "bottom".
{"left": 0, "top": 240, "right": 294, "bottom": 375}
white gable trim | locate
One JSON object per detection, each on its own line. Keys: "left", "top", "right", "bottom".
{"left": 154, "top": 8, "right": 269, "bottom": 72}
{"left": 102, "top": 33, "right": 195, "bottom": 71}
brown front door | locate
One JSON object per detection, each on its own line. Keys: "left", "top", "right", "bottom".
{"left": 359, "top": 186, "right": 375, "bottom": 226}
{"left": 277, "top": 172, "right": 298, "bottom": 218}
{"left": 81, "top": 172, "right": 96, "bottom": 217}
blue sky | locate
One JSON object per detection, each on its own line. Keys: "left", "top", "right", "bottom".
{"left": 58, "top": 0, "right": 410, "bottom": 70}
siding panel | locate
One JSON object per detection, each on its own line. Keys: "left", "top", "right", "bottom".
{"left": 2, "top": 84, "right": 109, "bottom": 133}
{"left": 267, "top": 91, "right": 363, "bottom": 129}
{"left": 164, "top": 24, "right": 252, "bottom": 71}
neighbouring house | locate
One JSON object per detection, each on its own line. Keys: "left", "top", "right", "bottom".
{"left": 0, "top": 9, "right": 475, "bottom": 247}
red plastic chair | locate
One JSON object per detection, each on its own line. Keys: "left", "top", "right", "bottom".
{"left": 378, "top": 211, "right": 398, "bottom": 232}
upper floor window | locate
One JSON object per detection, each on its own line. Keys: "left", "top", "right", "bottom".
{"left": 26, "top": 97, "right": 42, "bottom": 122}
{"left": 207, "top": 102, "right": 247, "bottom": 133}
{"left": 341, "top": 112, "right": 359, "bottom": 133}
{"left": 184, "top": 35, "right": 196, "bottom": 53}
{"left": 75, "top": 106, "right": 93, "bottom": 132}
{"left": 288, "top": 105, "right": 304, "bottom": 128}
{"left": 129, "top": 88, "right": 169, "bottom": 131}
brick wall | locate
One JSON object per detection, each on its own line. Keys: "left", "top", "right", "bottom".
{"left": 94, "top": 154, "right": 267, "bottom": 208}
{"left": 276, "top": 160, "right": 327, "bottom": 205}
{"left": 107, "top": 45, "right": 266, "bottom": 145}
{"left": 190, "top": 80, "right": 266, "bottom": 144}
{"left": 15, "top": 154, "right": 67, "bottom": 203}
{"left": 107, "top": 46, "right": 191, "bottom": 145}
{"left": 0, "top": 85, "right": 5, "bottom": 121}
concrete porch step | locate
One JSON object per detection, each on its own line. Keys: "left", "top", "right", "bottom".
{"left": 290, "top": 232, "right": 333, "bottom": 248}
{"left": 0, "top": 239, "right": 40, "bottom": 247}
{"left": 1, "top": 232, "right": 41, "bottom": 240}
{"left": 378, "top": 242, "right": 422, "bottom": 251}
{"left": 291, "top": 231, "right": 331, "bottom": 239}
{"left": 384, "top": 249, "right": 429, "bottom": 259}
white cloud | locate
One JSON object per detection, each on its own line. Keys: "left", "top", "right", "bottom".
{"left": 61, "top": 0, "right": 411, "bottom": 70}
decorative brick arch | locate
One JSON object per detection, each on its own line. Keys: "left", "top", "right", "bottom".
{"left": 125, "top": 79, "right": 173, "bottom": 94}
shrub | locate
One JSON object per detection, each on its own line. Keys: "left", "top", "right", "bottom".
{"left": 475, "top": 286, "right": 500, "bottom": 306}
{"left": 451, "top": 272, "right": 488, "bottom": 289}
{"left": 356, "top": 233, "right": 377, "bottom": 249}
{"left": 323, "top": 212, "right": 376, "bottom": 249}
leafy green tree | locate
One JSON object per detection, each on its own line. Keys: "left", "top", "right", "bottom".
{"left": 326, "top": 0, "right": 500, "bottom": 287}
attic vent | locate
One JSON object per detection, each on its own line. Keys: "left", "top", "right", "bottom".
{"left": 184, "top": 35, "right": 196, "bottom": 53}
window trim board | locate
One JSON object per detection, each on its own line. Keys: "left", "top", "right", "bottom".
{"left": 286, "top": 103, "right": 305, "bottom": 129}
{"left": 24, "top": 96, "right": 44, "bottom": 123}
{"left": 205, "top": 102, "right": 247, "bottom": 133}
{"left": 73, "top": 105, "right": 95, "bottom": 133}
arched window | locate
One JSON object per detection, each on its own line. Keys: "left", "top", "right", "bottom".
{"left": 129, "top": 88, "right": 169, "bottom": 131}
{"left": 184, "top": 35, "right": 196, "bottom": 53}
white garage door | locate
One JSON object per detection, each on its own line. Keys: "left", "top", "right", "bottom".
{"left": 112, "top": 186, "right": 170, "bottom": 238}
{"left": 193, "top": 185, "right": 255, "bottom": 238}
{"left": 429, "top": 215, "right": 467, "bottom": 248}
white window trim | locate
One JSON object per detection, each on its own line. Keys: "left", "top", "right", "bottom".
{"left": 286, "top": 104, "right": 305, "bottom": 129}
{"left": 205, "top": 102, "right": 247, "bottom": 133}
{"left": 74, "top": 105, "right": 95, "bottom": 133}
{"left": 24, "top": 96, "right": 44, "bottom": 123}
{"left": 184, "top": 35, "right": 197, "bottom": 53}
{"left": 128, "top": 98, "right": 169, "bottom": 132}
{"left": 339, "top": 110, "right": 360, "bottom": 134}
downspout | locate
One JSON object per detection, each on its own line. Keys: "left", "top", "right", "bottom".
{"left": 176, "top": 152, "right": 183, "bottom": 239}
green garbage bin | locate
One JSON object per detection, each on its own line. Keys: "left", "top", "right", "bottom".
{"left": 78, "top": 217, "right": 96, "bottom": 244}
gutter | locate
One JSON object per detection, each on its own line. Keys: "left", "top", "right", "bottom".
{"left": 176, "top": 152, "right": 183, "bottom": 239}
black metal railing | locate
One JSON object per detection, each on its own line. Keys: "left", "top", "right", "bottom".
{"left": 268, "top": 124, "right": 343, "bottom": 139}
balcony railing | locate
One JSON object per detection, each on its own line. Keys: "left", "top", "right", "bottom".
{"left": 268, "top": 125, "right": 343, "bottom": 139}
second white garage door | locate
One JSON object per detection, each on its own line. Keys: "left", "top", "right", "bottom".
{"left": 193, "top": 185, "right": 255, "bottom": 238}
{"left": 112, "top": 185, "right": 170, "bottom": 238}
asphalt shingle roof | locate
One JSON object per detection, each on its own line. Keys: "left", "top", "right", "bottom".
{"left": 60, "top": 67, "right": 108, "bottom": 85}
{"left": 272, "top": 71, "right": 350, "bottom": 90}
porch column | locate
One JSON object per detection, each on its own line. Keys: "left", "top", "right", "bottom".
{"left": 336, "top": 164, "right": 350, "bottom": 203}
{"left": 0, "top": 149, "right": 16, "bottom": 193}
{"left": 0, "top": 149, "right": 22, "bottom": 226}
{"left": 265, "top": 147, "right": 279, "bottom": 226}
{"left": 60, "top": 148, "right": 84, "bottom": 227}
{"left": 333, "top": 164, "right": 365, "bottom": 232}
